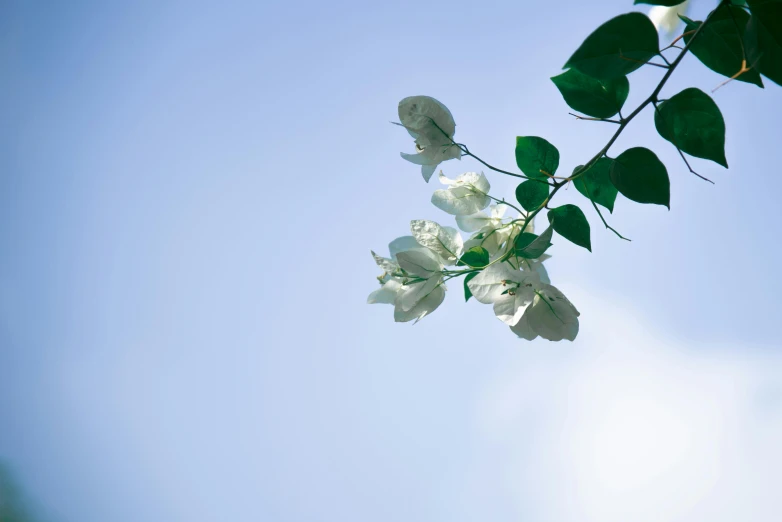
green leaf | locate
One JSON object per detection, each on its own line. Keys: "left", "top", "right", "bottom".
{"left": 546, "top": 205, "right": 591, "bottom": 252}
{"left": 515, "top": 136, "right": 559, "bottom": 179}
{"left": 680, "top": 8, "right": 763, "bottom": 88}
{"left": 634, "top": 0, "right": 687, "bottom": 4}
{"left": 515, "top": 179, "right": 550, "bottom": 212}
{"left": 457, "top": 246, "right": 490, "bottom": 268}
{"left": 464, "top": 272, "right": 478, "bottom": 302}
{"left": 551, "top": 68, "right": 629, "bottom": 118}
{"left": 514, "top": 225, "right": 554, "bottom": 259}
{"left": 654, "top": 87, "right": 728, "bottom": 168}
{"left": 564, "top": 12, "right": 659, "bottom": 80}
{"left": 609, "top": 147, "right": 670, "bottom": 208}
{"left": 746, "top": 0, "right": 782, "bottom": 87}
{"left": 573, "top": 158, "right": 619, "bottom": 213}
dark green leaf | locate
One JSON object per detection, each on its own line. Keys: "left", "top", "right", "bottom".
{"left": 654, "top": 87, "right": 728, "bottom": 168}
{"left": 515, "top": 179, "right": 550, "bottom": 212}
{"left": 680, "top": 8, "right": 763, "bottom": 87}
{"left": 514, "top": 225, "right": 554, "bottom": 259}
{"left": 746, "top": 0, "right": 782, "bottom": 87}
{"left": 551, "top": 68, "right": 630, "bottom": 118}
{"left": 546, "top": 205, "right": 591, "bottom": 252}
{"left": 457, "top": 246, "right": 490, "bottom": 268}
{"left": 464, "top": 272, "right": 478, "bottom": 302}
{"left": 634, "top": 0, "right": 686, "bottom": 5}
{"left": 564, "top": 13, "right": 659, "bottom": 80}
{"left": 573, "top": 158, "right": 619, "bottom": 213}
{"left": 609, "top": 147, "right": 670, "bottom": 208}
{"left": 515, "top": 136, "right": 559, "bottom": 179}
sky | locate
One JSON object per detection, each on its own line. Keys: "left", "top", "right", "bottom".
{"left": 1, "top": 0, "right": 781, "bottom": 521}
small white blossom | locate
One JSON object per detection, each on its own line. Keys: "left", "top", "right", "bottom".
{"left": 394, "top": 248, "right": 446, "bottom": 322}
{"left": 431, "top": 172, "right": 492, "bottom": 216}
{"left": 509, "top": 283, "right": 580, "bottom": 342}
{"left": 398, "top": 96, "right": 462, "bottom": 182}
{"left": 467, "top": 262, "right": 580, "bottom": 342}
{"left": 648, "top": 0, "right": 690, "bottom": 35}
{"left": 368, "top": 237, "right": 448, "bottom": 323}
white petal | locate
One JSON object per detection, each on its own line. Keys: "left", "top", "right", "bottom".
{"left": 456, "top": 211, "right": 490, "bottom": 232}
{"left": 394, "top": 284, "right": 446, "bottom": 323}
{"left": 395, "top": 276, "right": 441, "bottom": 312}
{"left": 367, "top": 279, "right": 403, "bottom": 305}
{"left": 388, "top": 236, "right": 422, "bottom": 260}
{"left": 466, "top": 263, "right": 521, "bottom": 304}
{"left": 396, "top": 249, "right": 442, "bottom": 278}
{"left": 441, "top": 226, "right": 464, "bottom": 259}
{"left": 523, "top": 259, "right": 551, "bottom": 285}
{"left": 422, "top": 164, "right": 437, "bottom": 182}
{"left": 410, "top": 219, "right": 462, "bottom": 264}
{"left": 398, "top": 96, "right": 456, "bottom": 140}
{"left": 431, "top": 186, "right": 491, "bottom": 216}
{"left": 400, "top": 151, "right": 436, "bottom": 166}
{"left": 400, "top": 145, "right": 461, "bottom": 182}
{"left": 492, "top": 286, "right": 537, "bottom": 326}
{"left": 490, "top": 204, "right": 508, "bottom": 220}
{"left": 509, "top": 311, "right": 538, "bottom": 340}
{"left": 438, "top": 171, "right": 457, "bottom": 185}
{"left": 648, "top": 1, "right": 688, "bottom": 34}
{"left": 371, "top": 251, "right": 398, "bottom": 273}
{"left": 525, "top": 284, "right": 580, "bottom": 342}
{"left": 463, "top": 172, "right": 490, "bottom": 194}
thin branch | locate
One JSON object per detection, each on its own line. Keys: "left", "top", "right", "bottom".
{"left": 486, "top": 194, "right": 525, "bottom": 216}
{"left": 618, "top": 52, "right": 670, "bottom": 68}
{"left": 660, "top": 29, "right": 697, "bottom": 53}
{"left": 423, "top": 119, "right": 556, "bottom": 186}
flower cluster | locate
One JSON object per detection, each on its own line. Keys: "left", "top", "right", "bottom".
{"left": 369, "top": 97, "right": 580, "bottom": 341}
{"left": 367, "top": 0, "right": 781, "bottom": 344}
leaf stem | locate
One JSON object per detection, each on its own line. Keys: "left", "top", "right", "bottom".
{"left": 568, "top": 112, "right": 621, "bottom": 124}
{"left": 486, "top": 194, "right": 525, "bottom": 216}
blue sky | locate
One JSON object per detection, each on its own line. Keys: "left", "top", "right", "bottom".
{"left": 1, "top": 0, "right": 781, "bottom": 521}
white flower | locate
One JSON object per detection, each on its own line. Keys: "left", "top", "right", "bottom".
{"left": 509, "top": 283, "right": 580, "bottom": 342}
{"left": 394, "top": 248, "right": 447, "bottom": 323}
{"left": 398, "top": 96, "right": 462, "bottom": 182}
{"left": 648, "top": 0, "right": 690, "bottom": 35}
{"left": 410, "top": 219, "right": 464, "bottom": 265}
{"left": 368, "top": 236, "right": 448, "bottom": 323}
{"left": 466, "top": 263, "right": 540, "bottom": 324}
{"left": 467, "top": 262, "right": 580, "bottom": 342}
{"left": 431, "top": 172, "right": 491, "bottom": 216}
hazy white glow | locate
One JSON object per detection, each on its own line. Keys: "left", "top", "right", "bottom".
{"left": 477, "top": 288, "right": 782, "bottom": 522}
